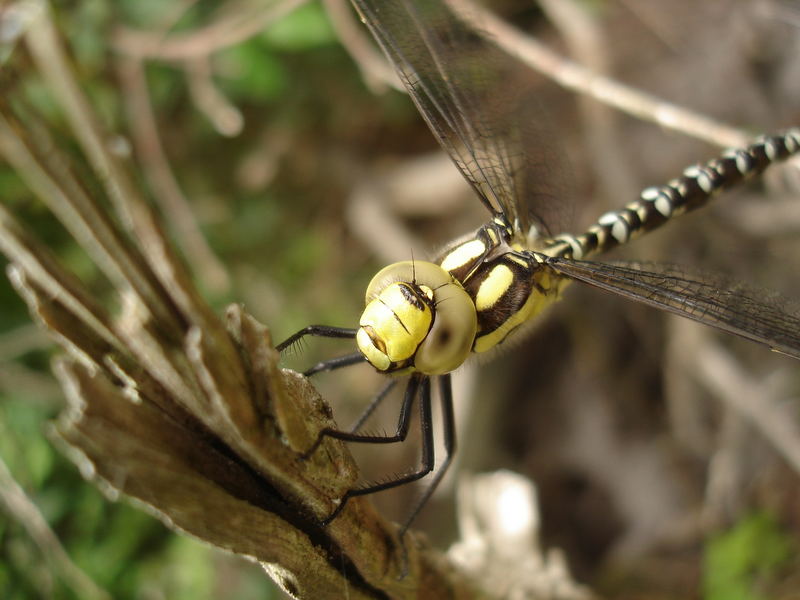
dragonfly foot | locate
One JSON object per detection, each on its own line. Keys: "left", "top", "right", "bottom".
{"left": 320, "top": 495, "right": 349, "bottom": 526}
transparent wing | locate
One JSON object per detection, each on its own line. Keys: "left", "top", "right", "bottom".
{"left": 351, "top": 0, "right": 570, "bottom": 236}
{"left": 544, "top": 257, "right": 800, "bottom": 359}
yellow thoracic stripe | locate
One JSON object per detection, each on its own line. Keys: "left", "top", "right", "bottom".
{"left": 474, "top": 264, "right": 514, "bottom": 311}
{"left": 473, "top": 269, "right": 567, "bottom": 353}
{"left": 440, "top": 238, "right": 485, "bottom": 272}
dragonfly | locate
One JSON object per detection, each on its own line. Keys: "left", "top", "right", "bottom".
{"left": 277, "top": 0, "right": 800, "bottom": 536}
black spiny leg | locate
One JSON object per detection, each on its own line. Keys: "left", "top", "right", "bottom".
{"left": 277, "top": 325, "right": 442, "bottom": 532}
{"left": 276, "top": 325, "right": 358, "bottom": 352}
{"left": 303, "top": 352, "right": 366, "bottom": 376}
{"left": 305, "top": 374, "right": 419, "bottom": 459}
{"left": 320, "top": 374, "right": 436, "bottom": 525}
{"left": 349, "top": 378, "right": 399, "bottom": 433}
{"left": 276, "top": 325, "right": 365, "bottom": 375}
{"left": 398, "top": 374, "right": 456, "bottom": 537}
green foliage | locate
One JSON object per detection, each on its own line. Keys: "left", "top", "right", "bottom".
{"left": 0, "top": 397, "right": 58, "bottom": 488}
{"left": 215, "top": 40, "right": 289, "bottom": 103}
{"left": 67, "top": 0, "right": 112, "bottom": 70}
{"left": 262, "top": 2, "right": 337, "bottom": 50}
{"left": 703, "top": 511, "right": 793, "bottom": 600}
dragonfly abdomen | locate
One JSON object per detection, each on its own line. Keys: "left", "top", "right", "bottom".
{"left": 545, "top": 129, "right": 800, "bottom": 260}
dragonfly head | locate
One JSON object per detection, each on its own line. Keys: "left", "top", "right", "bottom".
{"left": 357, "top": 261, "right": 477, "bottom": 375}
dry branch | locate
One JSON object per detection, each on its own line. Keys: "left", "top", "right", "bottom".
{"left": 0, "top": 54, "right": 481, "bottom": 600}
{"left": 0, "top": 127, "right": 484, "bottom": 597}
{"left": 447, "top": 0, "right": 752, "bottom": 148}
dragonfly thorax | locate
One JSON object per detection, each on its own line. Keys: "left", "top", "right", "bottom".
{"left": 357, "top": 261, "right": 477, "bottom": 375}
{"left": 437, "top": 225, "right": 568, "bottom": 354}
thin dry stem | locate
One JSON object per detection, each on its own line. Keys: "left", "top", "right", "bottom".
{"left": 0, "top": 106, "right": 183, "bottom": 339}
{"left": 113, "top": 0, "right": 310, "bottom": 61}
{"left": 0, "top": 201, "right": 123, "bottom": 353}
{"left": 323, "top": 0, "right": 403, "bottom": 93}
{"left": 0, "top": 453, "right": 112, "bottom": 600}
{"left": 184, "top": 55, "right": 243, "bottom": 136}
{"left": 22, "top": 11, "right": 198, "bottom": 335}
{"left": 0, "top": 323, "right": 49, "bottom": 361}
{"left": 116, "top": 55, "right": 231, "bottom": 295}
{"left": 692, "top": 335, "right": 800, "bottom": 476}
{"left": 539, "top": 0, "right": 639, "bottom": 203}
{"left": 448, "top": 0, "right": 751, "bottom": 148}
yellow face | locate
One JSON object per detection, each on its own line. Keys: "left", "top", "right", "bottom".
{"left": 356, "top": 261, "right": 478, "bottom": 375}
{"left": 357, "top": 282, "right": 434, "bottom": 372}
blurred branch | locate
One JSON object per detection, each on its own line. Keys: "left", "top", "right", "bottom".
{"left": 322, "top": 0, "right": 403, "bottom": 93}
{"left": 673, "top": 320, "right": 799, "bottom": 535}
{"left": 113, "top": 0, "right": 309, "bottom": 61}
{"left": 0, "top": 323, "right": 50, "bottom": 361}
{"left": 0, "top": 453, "right": 112, "bottom": 600}
{"left": 111, "top": 0, "right": 320, "bottom": 295}
{"left": 0, "top": 0, "right": 43, "bottom": 65}
{"left": 448, "top": 472, "right": 591, "bottom": 600}
{"left": 692, "top": 334, "right": 800, "bottom": 476}
{"left": 666, "top": 316, "right": 800, "bottom": 529}
{"left": 111, "top": 0, "right": 399, "bottom": 296}
{"left": 448, "top": 0, "right": 751, "bottom": 148}
{"left": 116, "top": 55, "right": 232, "bottom": 295}
{"left": 539, "top": 0, "right": 638, "bottom": 203}
{"left": 184, "top": 55, "right": 244, "bottom": 136}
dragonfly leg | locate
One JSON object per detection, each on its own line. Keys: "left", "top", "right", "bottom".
{"left": 348, "top": 378, "right": 399, "bottom": 433}
{"left": 275, "top": 325, "right": 365, "bottom": 375}
{"left": 303, "top": 352, "right": 366, "bottom": 376}
{"left": 320, "top": 375, "right": 435, "bottom": 525}
{"left": 304, "top": 374, "right": 420, "bottom": 459}
{"left": 275, "top": 325, "right": 357, "bottom": 352}
{"left": 398, "top": 374, "right": 455, "bottom": 537}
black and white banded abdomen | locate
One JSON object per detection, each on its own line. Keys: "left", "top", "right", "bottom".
{"left": 545, "top": 129, "right": 800, "bottom": 260}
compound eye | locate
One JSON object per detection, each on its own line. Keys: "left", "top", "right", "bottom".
{"left": 415, "top": 279, "right": 476, "bottom": 375}
{"left": 361, "top": 261, "right": 477, "bottom": 375}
